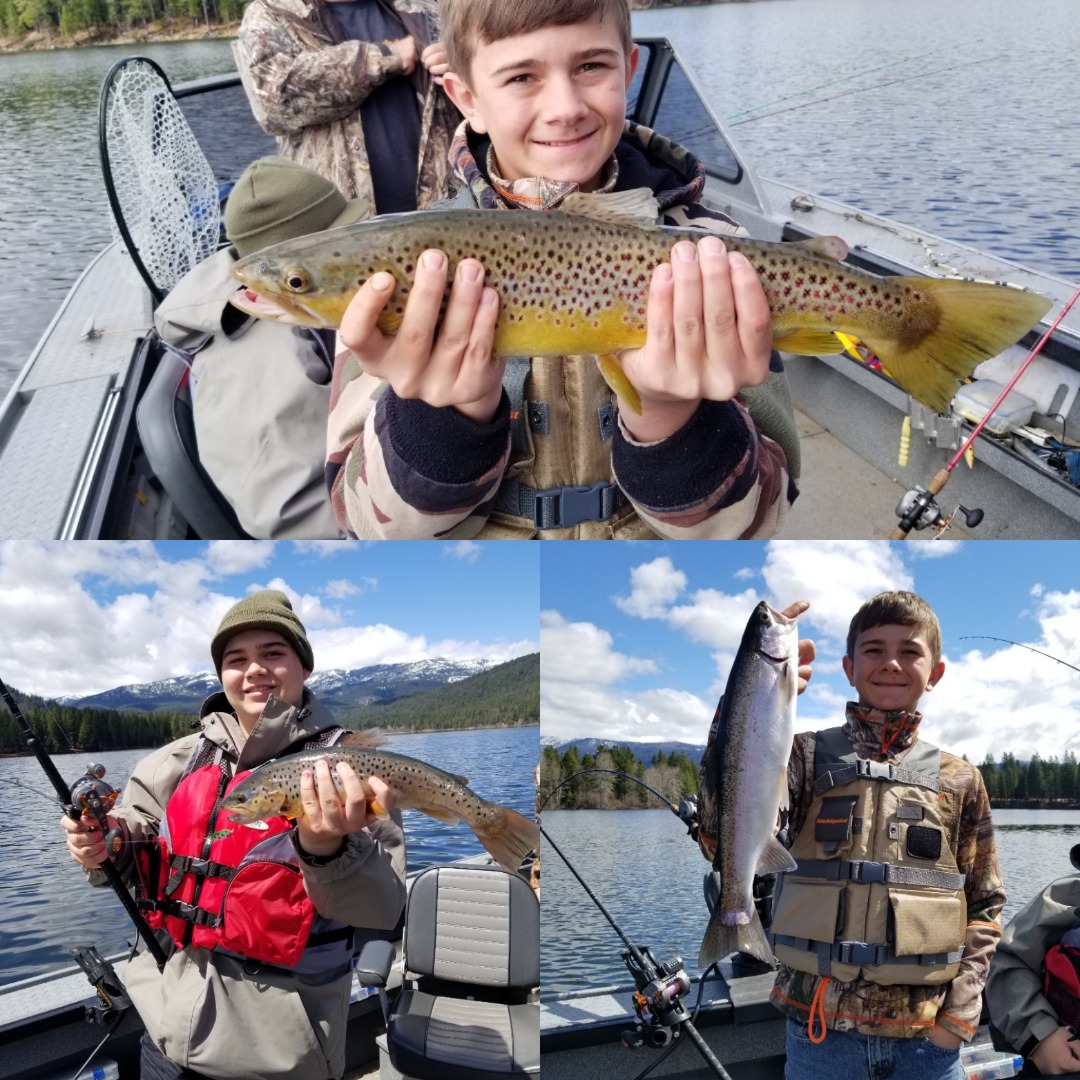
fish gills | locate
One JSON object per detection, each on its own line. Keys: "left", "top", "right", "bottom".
{"left": 221, "top": 731, "right": 539, "bottom": 875}
{"left": 699, "top": 602, "right": 798, "bottom": 968}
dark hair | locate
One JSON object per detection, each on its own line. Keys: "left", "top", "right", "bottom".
{"left": 845, "top": 591, "right": 942, "bottom": 665}
{"left": 440, "top": 0, "right": 633, "bottom": 85}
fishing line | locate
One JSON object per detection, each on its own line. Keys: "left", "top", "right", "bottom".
{"left": 537, "top": 767, "right": 682, "bottom": 814}
{"left": 959, "top": 637, "right": 1080, "bottom": 675}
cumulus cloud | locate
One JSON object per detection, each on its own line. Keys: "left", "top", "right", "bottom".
{"left": 614, "top": 557, "right": 687, "bottom": 618}
{"left": 444, "top": 542, "right": 482, "bottom": 564}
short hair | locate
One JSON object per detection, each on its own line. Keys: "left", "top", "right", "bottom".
{"left": 440, "top": 0, "right": 633, "bottom": 85}
{"left": 845, "top": 591, "right": 942, "bottom": 666}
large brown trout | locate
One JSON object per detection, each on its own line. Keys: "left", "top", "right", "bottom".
{"left": 699, "top": 602, "right": 798, "bottom": 968}
{"left": 220, "top": 731, "right": 539, "bottom": 875}
{"left": 230, "top": 188, "right": 1051, "bottom": 414}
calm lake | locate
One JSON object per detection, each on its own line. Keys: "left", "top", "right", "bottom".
{"left": 0, "top": 725, "right": 539, "bottom": 987}
{"left": 540, "top": 806, "right": 1080, "bottom": 997}
{"left": 1, "top": 0, "right": 1078, "bottom": 399}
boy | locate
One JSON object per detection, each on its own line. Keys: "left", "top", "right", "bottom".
{"left": 985, "top": 848, "right": 1080, "bottom": 1075}
{"left": 697, "top": 591, "right": 1005, "bottom": 1080}
{"left": 325, "top": 0, "right": 800, "bottom": 539}
{"left": 60, "top": 591, "right": 405, "bottom": 1080}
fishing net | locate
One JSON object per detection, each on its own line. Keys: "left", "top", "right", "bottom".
{"left": 99, "top": 57, "right": 221, "bottom": 300}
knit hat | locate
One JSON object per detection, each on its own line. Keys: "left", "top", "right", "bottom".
{"left": 211, "top": 589, "right": 315, "bottom": 675}
{"left": 224, "top": 156, "right": 368, "bottom": 258}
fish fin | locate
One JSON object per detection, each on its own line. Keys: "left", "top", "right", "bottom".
{"left": 367, "top": 798, "right": 391, "bottom": 820}
{"left": 561, "top": 188, "right": 661, "bottom": 229}
{"left": 834, "top": 332, "right": 865, "bottom": 361}
{"left": 340, "top": 729, "right": 387, "bottom": 749}
{"left": 773, "top": 329, "right": 846, "bottom": 357}
{"left": 453, "top": 774, "right": 470, "bottom": 786}
{"left": 596, "top": 354, "right": 643, "bottom": 414}
{"left": 788, "top": 236, "right": 849, "bottom": 262}
{"left": 859, "top": 278, "right": 1052, "bottom": 413}
{"left": 468, "top": 804, "right": 540, "bottom": 874}
{"left": 699, "top": 907, "right": 775, "bottom": 968}
{"left": 756, "top": 834, "right": 798, "bottom": 876}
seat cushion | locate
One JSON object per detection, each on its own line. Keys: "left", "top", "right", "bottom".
{"left": 388, "top": 990, "right": 539, "bottom": 1079}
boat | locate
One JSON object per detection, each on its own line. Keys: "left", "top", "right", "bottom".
{"left": 1, "top": 39, "right": 1077, "bottom": 540}
{"left": 1, "top": 852, "right": 539, "bottom": 1080}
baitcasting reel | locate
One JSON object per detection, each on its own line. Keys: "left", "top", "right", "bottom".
{"left": 70, "top": 763, "right": 125, "bottom": 857}
{"left": 621, "top": 946, "right": 693, "bottom": 1049}
{"left": 894, "top": 487, "right": 985, "bottom": 535}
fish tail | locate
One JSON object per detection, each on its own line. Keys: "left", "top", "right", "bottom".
{"left": 862, "top": 278, "right": 1052, "bottom": 413}
{"left": 468, "top": 804, "right": 540, "bottom": 875}
{"left": 698, "top": 907, "right": 775, "bottom": 968}
{"left": 596, "top": 354, "right": 643, "bottom": 415}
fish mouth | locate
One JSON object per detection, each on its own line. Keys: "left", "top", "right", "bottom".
{"left": 228, "top": 286, "right": 329, "bottom": 328}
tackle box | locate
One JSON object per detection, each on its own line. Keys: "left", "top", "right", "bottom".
{"left": 951, "top": 379, "right": 1036, "bottom": 436}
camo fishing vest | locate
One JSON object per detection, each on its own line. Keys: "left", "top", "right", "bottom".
{"left": 770, "top": 727, "right": 967, "bottom": 986}
{"left": 134, "top": 728, "right": 355, "bottom": 977}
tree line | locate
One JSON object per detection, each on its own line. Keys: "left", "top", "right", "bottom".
{"left": 539, "top": 744, "right": 1080, "bottom": 811}
{"left": 0, "top": 0, "right": 240, "bottom": 44}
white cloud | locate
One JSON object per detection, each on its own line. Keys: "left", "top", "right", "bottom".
{"left": 204, "top": 541, "right": 276, "bottom": 576}
{"left": 614, "top": 557, "right": 687, "bottom": 618}
{"left": 323, "top": 578, "right": 373, "bottom": 600}
{"left": 444, "top": 542, "right": 482, "bottom": 564}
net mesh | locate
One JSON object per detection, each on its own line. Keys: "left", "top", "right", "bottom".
{"left": 102, "top": 58, "right": 221, "bottom": 294}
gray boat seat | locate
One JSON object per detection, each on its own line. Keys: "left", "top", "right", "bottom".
{"left": 364, "top": 864, "right": 539, "bottom": 1080}
{"left": 135, "top": 340, "right": 250, "bottom": 538}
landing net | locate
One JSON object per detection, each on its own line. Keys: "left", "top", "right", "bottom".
{"left": 99, "top": 57, "right": 221, "bottom": 298}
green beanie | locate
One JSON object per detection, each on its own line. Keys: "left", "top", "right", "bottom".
{"left": 211, "top": 589, "right": 315, "bottom": 675}
{"left": 223, "top": 156, "right": 368, "bottom": 258}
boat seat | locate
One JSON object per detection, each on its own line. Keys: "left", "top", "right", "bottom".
{"left": 359, "top": 864, "right": 539, "bottom": 1080}
{"left": 135, "top": 340, "right": 250, "bottom": 539}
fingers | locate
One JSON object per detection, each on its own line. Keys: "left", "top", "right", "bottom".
{"left": 338, "top": 270, "right": 399, "bottom": 361}
{"left": 61, "top": 814, "right": 108, "bottom": 867}
{"left": 367, "top": 774, "right": 396, "bottom": 818}
{"left": 726, "top": 248, "right": 774, "bottom": 381}
{"left": 779, "top": 600, "right": 810, "bottom": 620}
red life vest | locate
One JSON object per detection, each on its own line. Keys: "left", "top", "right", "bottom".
{"left": 135, "top": 733, "right": 353, "bottom": 973}
{"left": 1044, "top": 938, "right": 1080, "bottom": 1028}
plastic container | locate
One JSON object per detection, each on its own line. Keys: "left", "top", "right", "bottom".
{"left": 952, "top": 379, "right": 1036, "bottom": 436}
{"left": 960, "top": 1049, "right": 1023, "bottom": 1079}
{"left": 38, "top": 1060, "right": 119, "bottom": 1080}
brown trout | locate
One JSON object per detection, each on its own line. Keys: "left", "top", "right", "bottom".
{"left": 699, "top": 602, "right": 798, "bottom": 968}
{"left": 230, "top": 188, "right": 1051, "bottom": 414}
{"left": 221, "top": 731, "right": 539, "bottom": 875}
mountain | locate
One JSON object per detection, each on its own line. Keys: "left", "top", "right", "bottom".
{"left": 59, "top": 657, "right": 498, "bottom": 713}
{"left": 548, "top": 738, "right": 704, "bottom": 766}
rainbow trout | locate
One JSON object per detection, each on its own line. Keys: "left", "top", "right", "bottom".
{"left": 699, "top": 602, "right": 798, "bottom": 968}
{"left": 230, "top": 188, "right": 1051, "bottom": 414}
{"left": 220, "top": 731, "right": 539, "bottom": 875}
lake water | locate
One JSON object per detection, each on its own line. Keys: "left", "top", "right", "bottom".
{"left": 540, "top": 806, "right": 1080, "bottom": 997}
{"left": 2, "top": 0, "right": 1078, "bottom": 399}
{"left": 0, "top": 725, "right": 539, "bottom": 987}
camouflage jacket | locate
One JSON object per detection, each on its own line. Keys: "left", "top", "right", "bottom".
{"left": 232, "top": 0, "right": 458, "bottom": 207}
{"left": 324, "top": 120, "right": 800, "bottom": 539}
{"left": 698, "top": 703, "right": 1006, "bottom": 1041}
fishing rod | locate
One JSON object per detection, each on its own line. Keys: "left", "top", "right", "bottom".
{"left": 891, "top": 282, "right": 1080, "bottom": 539}
{"left": 959, "top": 637, "right": 1080, "bottom": 676}
{"left": 541, "top": 770, "right": 736, "bottom": 1080}
{"left": 0, "top": 674, "right": 168, "bottom": 970}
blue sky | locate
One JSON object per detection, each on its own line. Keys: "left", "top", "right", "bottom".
{"left": 0, "top": 541, "right": 538, "bottom": 698}
{"left": 539, "top": 540, "right": 1080, "bottom": 762}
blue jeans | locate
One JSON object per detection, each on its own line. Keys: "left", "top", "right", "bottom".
{"left": 785, "top": 1017, "right": 965, "bottom": 1080}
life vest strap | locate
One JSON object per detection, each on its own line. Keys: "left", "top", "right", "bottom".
{"left": 792, "top": 858, "right": 964, "bottom": 892}
{"left": 773, "top": 934, "right": 965, "bottom": 973}
{"left": 813, "top": 758, "right": 941, "bottom": 797}
{"left": 163, "top": 855, "right": 238, "bottom": 896}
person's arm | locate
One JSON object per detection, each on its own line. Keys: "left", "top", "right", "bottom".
{"left": 326, "top": 251, "right": 512, "bottom": 539}
{"left": 985, "top": 874, "right": 1080, "bottom": 1065}
{"left": 933, "top": 761, "right": 1008, "bottom": 1044}
{"left": 232, "top": 5, "right": 409, "bottom": 137}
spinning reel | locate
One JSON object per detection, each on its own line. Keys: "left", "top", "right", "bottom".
{"left": 894, "top": 486, "right": 984, "bottom": 536}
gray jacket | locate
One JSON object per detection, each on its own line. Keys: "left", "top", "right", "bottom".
{"left": 985, "top": 872, "right": 1080, "bottom": 1058}
{"left": 100, "top": 690, "right": 406, "bottom": 1079}
{"left": 154, "top": 247, "right": 340, "bottom": 539}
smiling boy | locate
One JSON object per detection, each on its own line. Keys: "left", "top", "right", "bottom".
{"left": 697, "top": 591, "right": 1006, "bottom": 1080}
{"left": 324, "top": 0, "right": 800, "bottom": 539}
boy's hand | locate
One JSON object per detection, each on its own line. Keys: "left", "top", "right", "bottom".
{"left": 779, "top": 600, "right": 815, "bottom": 695}
{"left": 926, "top": 1025, "right": 963, "bottom": 1051}
{"left": 61, "top": 813, "right": 115, "bottom": 869}
{"left": 296, "top": 761, "right": 396, "bottom": 858}
{"left": 390, "top": 35, "right": 418, "bottom": 76}
{"left": 420, "top": 41, "right": 449, "bottom": 85}
{"left": 618, "top": 236, "right": 773, "bottom": 443}
{"left": 1031, "top": 1026, "right": 1080, "bottom": 1073}
{"left": 339, "top": 250, "right": 505, "bottom": 423}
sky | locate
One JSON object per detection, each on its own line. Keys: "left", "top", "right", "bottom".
{"left": 0, "top": 541, "right": 538, "bottom": 699}
{"left": 539, "top": 540, "right": 1080, "bottom": 763}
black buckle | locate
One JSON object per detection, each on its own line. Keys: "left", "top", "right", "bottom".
{"left": 850, "top": 861, "right": 887, "bottom": 884}
{"left": 836, "top": 941, "right": 885, "bottom": 966}
{"left": 534, "top": 482, "right": 616, "bottom": 529}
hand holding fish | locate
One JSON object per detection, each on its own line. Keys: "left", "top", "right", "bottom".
{"left": 295, "top": 761, "right": 394, "bottom": 858}
{"left": 617, "top": 236, "right": 773, "bottom": 443}
{"left": 339, "top": 250, "right": 506, "bottom": 423}
{"left": 780, "top": 599, "right": 816, "bottom": 695}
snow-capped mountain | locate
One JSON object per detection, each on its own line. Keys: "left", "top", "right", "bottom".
{"left": 59, "top": 658, "right": 496, "bottom": 713}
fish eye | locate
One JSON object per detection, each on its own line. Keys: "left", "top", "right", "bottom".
{"left": 283, "top": 266, "right": 311, "bottom": 293}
